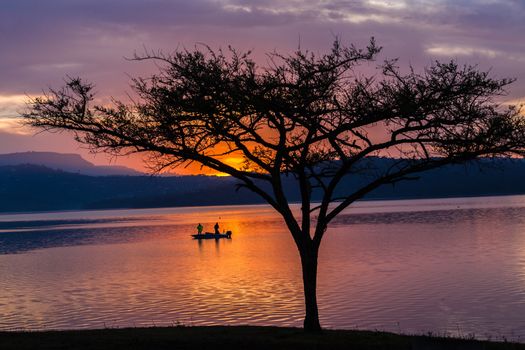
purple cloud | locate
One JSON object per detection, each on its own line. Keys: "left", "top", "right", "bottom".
{"left": 1, "top": 0, "right": 524, "bottom": 164}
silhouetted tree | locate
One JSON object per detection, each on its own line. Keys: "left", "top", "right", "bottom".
{"left": 23, "top": 39, "right": 525, "bottom": 332}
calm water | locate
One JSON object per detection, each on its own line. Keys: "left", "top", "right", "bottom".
{"left": 2, "top": 196, "right": 525, "bottom": 340}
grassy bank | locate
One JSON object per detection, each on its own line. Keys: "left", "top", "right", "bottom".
{"left": 1, "top": 326, "right": 524, "bottom": 350}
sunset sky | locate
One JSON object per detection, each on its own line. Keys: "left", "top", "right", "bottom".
{"left": 1, "top": 0, "right": 524, "bottom": 172}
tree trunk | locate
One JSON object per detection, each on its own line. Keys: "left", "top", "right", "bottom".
{"left": 300, "top": 246, "right": 322, "bottom": 332}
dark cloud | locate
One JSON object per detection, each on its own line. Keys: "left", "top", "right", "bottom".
{"left": 1, "top": 0, "right": 522, "bottom": 95}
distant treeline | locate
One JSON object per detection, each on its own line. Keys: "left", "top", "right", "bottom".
{"left": 1, "top": 158, "right": 525, "bottom": 213}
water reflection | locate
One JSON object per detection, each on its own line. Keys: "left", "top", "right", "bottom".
{"left": 0, "top": 224, "right": 185, "bottom": 255}
{"left": 2, "top": 196, "right": 525, "bottom": 341}
{"left": 195, "top": 235, "right": 233, "bottom": 255}
{"left": 332, "top": 206, "right": 525, "bottom": 226}
{"left": 0, "top": 217, "right": 146, "bottom": 232}
{"left": 4, "top": 204, "right": 525, "bottom": 255}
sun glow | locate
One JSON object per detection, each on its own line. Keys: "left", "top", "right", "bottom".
{"left": 214, "top": 156, "right": 246, "bottom": 177}
{"left": 0, "top": 94, "right": 37, "bottom": 135}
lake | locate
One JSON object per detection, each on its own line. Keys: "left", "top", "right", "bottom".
{"left": 1, "top": 195, "right": 525, "bottom": 341}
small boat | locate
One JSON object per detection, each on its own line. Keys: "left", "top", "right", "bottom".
{"left": 191, "top": 231, "right": 232, "bottom": 240}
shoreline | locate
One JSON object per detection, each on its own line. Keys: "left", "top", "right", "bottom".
{"left": 1, "top": 326, "right": 524, "bottom": 350}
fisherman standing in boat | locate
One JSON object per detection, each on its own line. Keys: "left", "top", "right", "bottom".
{"left": 214, "top": 222, "right": 220, "bottom": 235}
{"left": 197, "top": 223, "right": 203, "bottom": 235}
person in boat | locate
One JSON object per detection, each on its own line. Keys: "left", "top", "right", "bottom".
{"left": 197, "top": 223, "right": 203, "bottom": 235}
{"left": 214, "top": 222, "right": 220, "bottom": 235}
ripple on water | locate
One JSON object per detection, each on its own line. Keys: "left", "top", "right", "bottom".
{"left": 2, "top": 198, "right": 525, "bottom": 341}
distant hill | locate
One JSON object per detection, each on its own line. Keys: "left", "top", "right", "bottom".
{"left": 1, "top": 157, "right": 525, "bottom": 213}
{"left": 0, "top": 164, "right": 256, "bottom": 212}
{"left": 0, "top": 152, "right": 142, "bottom": 176}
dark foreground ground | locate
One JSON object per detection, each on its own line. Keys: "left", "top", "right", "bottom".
{"left": 1, "top": 326, "right": 524, "bottom": 350}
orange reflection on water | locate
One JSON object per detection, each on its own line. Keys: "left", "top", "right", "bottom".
{"left": 5, "top": 197, "right": 525, "bottom": 339}
{"left": 158, "top": 212, "right": 304, "bottom": 325}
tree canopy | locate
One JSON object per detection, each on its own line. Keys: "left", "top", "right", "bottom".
{"left": 23, "top": 39, "right": 525, "bottom": 331}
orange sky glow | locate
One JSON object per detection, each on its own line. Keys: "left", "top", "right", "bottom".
{"left": 1, "top": 0, "right": 524, "bottom": 175}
